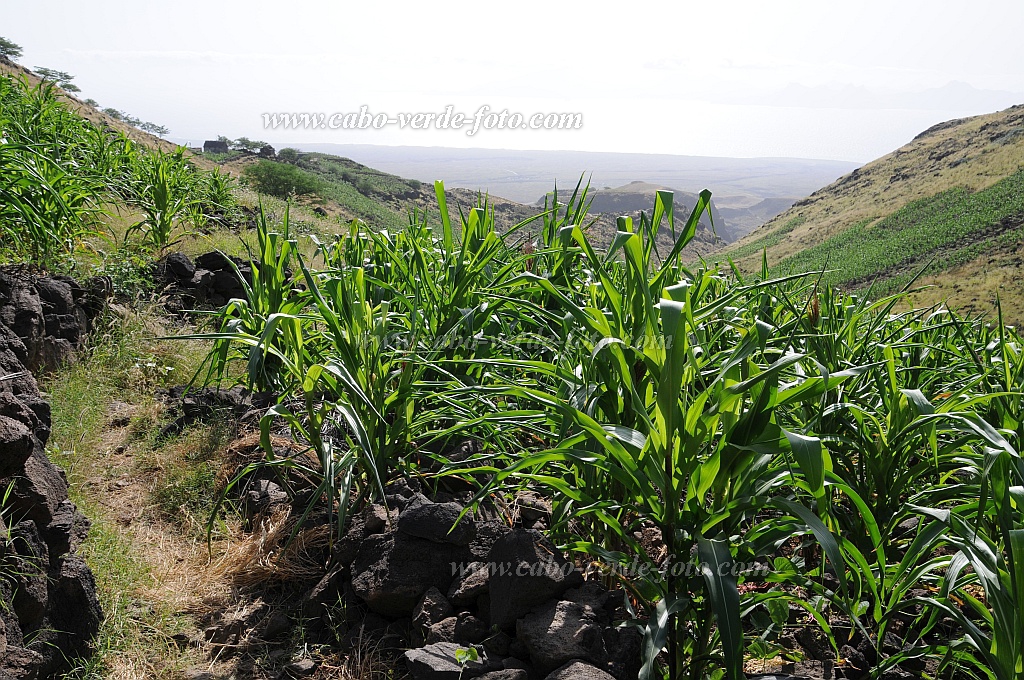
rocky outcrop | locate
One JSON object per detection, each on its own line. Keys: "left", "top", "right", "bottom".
{"left": 0, "top": 268, "right": 105, "bottom": 678}
{"left": 155, "top": 251, "right": 258, "bottom": 310}
{"left": 405, "top": 641, "right": 504, "bottom": 679}
{"left": 488, "top": 528, "right": 583, "bottom": 630}
{"left": 0, "top": 270, "right": 104, "bottom": 373}
{"left": 544, "top": 661, "right": 618, "bottom": 680}
{"left": 516, "top": 584, "right": 640, "bottom": 677}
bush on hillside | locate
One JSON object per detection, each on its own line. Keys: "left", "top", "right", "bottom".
{"left": 241, "top": 160, "right": 321, "bottom": 199}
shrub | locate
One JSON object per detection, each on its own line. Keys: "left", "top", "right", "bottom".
{"left": 241, "top": 160, "right": 321, "bottom": 199}
{"left": 92, "top": 244, "right": 155, "bottom": 299}
{"left": 277, "top": 147, "right": 300, "bottom": 163}
{"left": 232, "top": 137, "right": 269, "bottom": 153}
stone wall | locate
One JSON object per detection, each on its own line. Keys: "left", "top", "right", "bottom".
{"left": 0, "top": 269, "right": 105, "bottom": 679}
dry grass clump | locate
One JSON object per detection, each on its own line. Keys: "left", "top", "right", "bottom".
{"left": 211, "top": 505, "right": 331, "bottom": 589}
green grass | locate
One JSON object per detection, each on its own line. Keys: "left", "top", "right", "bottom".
{"left": 152, "top": 422, "right": 233, "bottom": 521}
{"left": 56, "top": 503, "right": 200, "bottom": 679}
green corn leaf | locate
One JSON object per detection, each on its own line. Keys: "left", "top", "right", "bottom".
{"left": 784, "top": 429, "right": 829, "bottom": 498}
{"left": 697, "top": 537, "right": 744, "bottom": 680}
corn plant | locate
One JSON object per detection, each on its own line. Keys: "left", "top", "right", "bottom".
{"left": 896, "top": 470, "right": 1024, "bottom": 680}
{"left": 0, "top": 78, "right": 103, "bottom": 267}
{"left": 445, "top": 194, "right": 856, "bottom": 679}
{"left": 123, "top": 148, "right": 199, "bottom": 250}
{"left": 194, "top": 203, "right": 305, "bottom": 392}
{"left": 0, "top": 73, "right": 238, "bottom": 266}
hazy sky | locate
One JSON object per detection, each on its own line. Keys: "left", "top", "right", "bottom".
{"left": 6, "top": 1, "right": 1024, "bottom": 162}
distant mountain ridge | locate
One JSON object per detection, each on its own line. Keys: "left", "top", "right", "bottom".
{"left": 288, "top": 143, "right": 858, "bottom": 206}
{"left": 571, "top": 181, "right": 798, "bottom": 244}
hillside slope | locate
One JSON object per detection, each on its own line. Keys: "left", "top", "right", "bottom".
{"left": 0, "top": 56, "right": 212, "bottom": 164}
{"left": 717, "top": 196, "right": 798, "bottom": 239}
{"left": 720, "top": 104, "right": 1024, "bottom": 320}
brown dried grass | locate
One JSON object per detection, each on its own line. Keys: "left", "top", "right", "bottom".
{"left": 211, "top": 505, "right": 331, "bottom": 590}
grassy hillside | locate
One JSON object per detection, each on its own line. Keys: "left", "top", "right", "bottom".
{"left": 720, "top": 104, "right": 1024, "bottom": 320}
{"left": 716, "top": 196, "right": 796, "bottom": 238}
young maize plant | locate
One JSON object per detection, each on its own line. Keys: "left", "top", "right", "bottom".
{"left": 187, "top": 178, "right": 1023, "bottom": 680}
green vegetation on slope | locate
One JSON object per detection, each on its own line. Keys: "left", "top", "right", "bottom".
{"left": 721, "top": 104, "right": 1024, "bottom": 320}
{"left": 720, "top": 215, "right": 806, "bottom": 262}
{"left": 0, "top": 73, "right": 237, "bottom": 268}
{"left": 267, "top": 151, "right": 426, "bottom": 230}
{"left": 772, "top": 169, "right": 1024, "bottom": 295}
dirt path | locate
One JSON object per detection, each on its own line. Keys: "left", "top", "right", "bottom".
{"left": 60, "top": 399, "right": 236, "bottom": 679}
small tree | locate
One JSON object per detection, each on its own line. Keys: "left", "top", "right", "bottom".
{"left": 139, "top": 121, "right": 170, "bottom": 137}
{"left": 242, "top": 160, "right": 321, "bottom": 198}
{"left": 0, "top": 37, "right": 22, "bottom": 60}
{"left": 232, "top": 137, "right": 269, "bottom": 153}
{"left": 277, "top": 147, "right": 300, "bottom": 164}
{"left": 34, "top": 67, "right": 80, "bottom": 92}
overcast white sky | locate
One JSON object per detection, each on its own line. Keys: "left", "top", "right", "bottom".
{"left": 6, "top": 0, "right": 1024, "bottom": 162}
